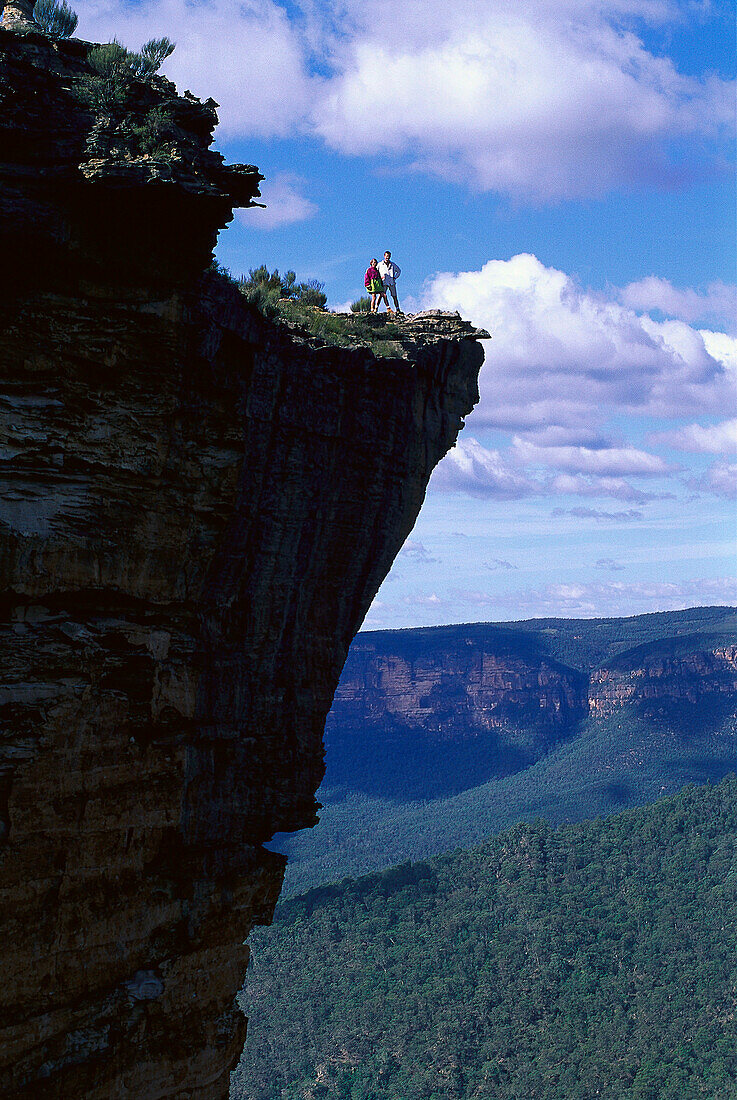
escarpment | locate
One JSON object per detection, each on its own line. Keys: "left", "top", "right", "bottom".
{"left": 0, "top": 28, "right": 486, "bottom": 1100}
{"left": 325, "top": 625, "right": 736, "bottom": 797}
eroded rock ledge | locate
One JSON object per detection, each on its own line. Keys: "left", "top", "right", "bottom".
{"left": 0, "top": 27, "right": 485, "bottom": 1100}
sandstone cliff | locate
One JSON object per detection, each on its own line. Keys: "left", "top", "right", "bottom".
{"left": 0, "top": 27, "right": 486, "bottom": 1099}
{"left": 324, "top": 623, "right": 736, "bottom": 799}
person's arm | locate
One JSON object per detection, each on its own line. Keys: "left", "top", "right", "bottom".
{"left": 393, "top": 263, "right": 401, "bottom": 279}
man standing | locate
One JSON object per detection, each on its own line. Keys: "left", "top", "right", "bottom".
{"left": 378, "top": 251, "right": 401, "bottom": 313}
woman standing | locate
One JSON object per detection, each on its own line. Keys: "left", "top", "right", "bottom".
{"left": 364, "top": 258, "right": 384, "bottom": 312}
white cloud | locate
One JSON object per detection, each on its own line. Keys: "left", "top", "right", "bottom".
{"left": 651, "top": 418, "right": 737, "bottom": 454}
{"left": 550, "top": 474, "right": 673, "bottom": 502}
{"left": 513, "top": 438, "right": 671, "bottom": 477}
{"left": 365, "top": 575, "right": 737, "bottom": 626}
{"left": 551, "top": 506, "right": 643, "bottom": 522}
{"left": 399, "top": 540, "right": 438, "bottom": 563}
{"left": 77, "top": 0, "right": 314, "bottom": 138}
{"left": 312, "top": 0, "right": 734, "bottom": 201}
{"left": 423, "top": 254, "right": 737, "bottom": 432}
{"left": 688, "top": 462, "right": 737, "bottom": 500}
{"left": 237, "top": 174, "right": 317, "bottom": 229}
{"left": 619, "top": 277, "right": 737, "bottom": 331}
{"left": 78, "top": 0, "right": 733, "bottom": 201}
{"left": 429, "top": 438, "right": 535, "bottom": 499}
{"left": 596, "top": 558, "right": 626, "bottom": 571}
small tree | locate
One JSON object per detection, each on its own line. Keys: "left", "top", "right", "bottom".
{"left": 134, "top": 37, "right": 176, "bottom": 78}
{"left": 33, "top": 0, "right": 78, "bottom": 38}
{"left": 351, "top": 296, "right": 371, "bottom": 313}
{"left": 297, "top": 278, "right": 328, "bottom": 308}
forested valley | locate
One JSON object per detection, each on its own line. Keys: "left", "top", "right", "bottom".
{"left": 276, "top": 607, "right": 737, "bottom": 895}
{"left": 234, "top": 778, "right": 737, "bottom": 1100}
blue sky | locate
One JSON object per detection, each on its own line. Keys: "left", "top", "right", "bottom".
{"left": 80, "top": 0, "right": 736, "bottom": 627}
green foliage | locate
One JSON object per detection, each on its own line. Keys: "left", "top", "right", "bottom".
{"left": 136, "top": 36, "right": 176, "bottom": 77}
{"left": 239, "top": 265, "right": 327, "bottom": 309}
{"left": 33, "top": 0, "right": 77, "bottom": 38}
{"left": 351, "top": 296, "right": 372, "bottom": 313}
{"left": 75, "top": 36, "right": 176, "bottom": 114}
{"left": 128, "top": 106, "right": 175, "bottom": 157}
{"left": 274, "top": 607, "right": 737, "bottom": 896}
{"left": 238, "top": 267, "right": 403, "bottom": 354}
{"left": 234, "top": 778, "right": 737, "bottom": 1100}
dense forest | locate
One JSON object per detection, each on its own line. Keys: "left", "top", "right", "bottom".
{"left": 275, "top": 607, "right": 737, "bottom": 895}
{"left": 234, "top": 778, "right": 737, "bottom": 1100}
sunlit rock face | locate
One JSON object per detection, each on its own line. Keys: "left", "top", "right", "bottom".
{"left": 0, "top": 28, "right": 485, "bottom": 1100}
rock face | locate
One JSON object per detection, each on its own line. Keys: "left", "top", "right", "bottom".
{"left": 0, "top": 30, "right": 486, "bottom": 1100}
{"left": 325, "top": 626, "right": 737, "bottom": 798}
{"left": 589, "top": 644, "right": 737, "bottom": 718}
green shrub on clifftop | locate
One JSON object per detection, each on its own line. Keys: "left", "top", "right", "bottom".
{"left": 33, "top": 0, "right": 77, "bottom": 38}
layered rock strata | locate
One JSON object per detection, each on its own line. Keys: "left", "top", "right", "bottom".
{"left": 0, "top": 29, "right": 486, "bottom": 1099}
{"left": 327, "top": 629, "right": 737, "bottom": 777}
{"left": 589, "top": 644, "right": 737, "bottom": 718}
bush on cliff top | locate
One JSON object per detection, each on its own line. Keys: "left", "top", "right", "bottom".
{"left": 75, "top": 36, "right": 175, "bottom": 114}
{"left": 33, "top": 0, "right": 77, "bottom": 38}
{"left": 236, "top": 267, "right": 402, "bottom": 355}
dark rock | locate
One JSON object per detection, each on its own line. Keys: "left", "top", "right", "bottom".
{"left": 0, "top": 29, "right": 485, "bottom": 1100}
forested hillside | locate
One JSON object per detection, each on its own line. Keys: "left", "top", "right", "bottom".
{"left": 275, "top": 607, "right": 737, "bottom": 894}
{"left": 234, "top": 778, "right": 737, "bottom": 1100}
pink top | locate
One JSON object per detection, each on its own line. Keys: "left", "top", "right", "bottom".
{"left": 365, "top": 265, "right": 380, "bottom": 288}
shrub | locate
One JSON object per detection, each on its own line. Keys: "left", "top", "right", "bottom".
{"left": 351, "top": 296, "right": 371, "bottom": 313}
{"left": 239, "top": 266, "right": 327, "bottom": 309}
{"left": 298, "top": 279, "right": 328, "bottom": 309}
{"left": 130, "top": 106, "right": 175, "bottom": 156}
{"left": 33, "top": 0, "right": 78, "bottom": 38}
{"left": 135, "top": 36, "right": 175, "bottom": 77}
{"left": 75, "top": 37, "right": 176, "bottom": 113}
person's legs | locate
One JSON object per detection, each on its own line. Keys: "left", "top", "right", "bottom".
{"left": 389, "top": 285, "right": 400, "bottom": 311}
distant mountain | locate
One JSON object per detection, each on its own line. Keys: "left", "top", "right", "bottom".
{"left": 236, "top": 778, "right": 737, "bottom": 1100}
{"left": 274, "top": 607, "right": 737, "bottom": 894}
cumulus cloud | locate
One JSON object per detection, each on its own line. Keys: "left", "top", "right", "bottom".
{"left": 513, "top": 438, "right": 671, "bottom": 477}
{"left": 596, "top": 558, "right": 626, "bottom": 571}
{"left": 237, "top": 174, "right": 317, "bottom": 229}
{"left": 423, "top": 253, "right": 737, "bottom": 433}
{"left": 77, "top": 0, "right": 314, "bottom": 138}
{"left": 313, "top": 0, "right": 733, "bottom": 201}
{"left": 365, "top": 575, "right": 737, "bottom": 626}
{"left": 687, "top": 462, "right": 737, "bottom": 500}
{"left": 399, "top": 540, "right": 439, "bottom": 563}
{"left": 78, "top": 0, "right": 733, "bottom": 201}
{"left": 651, "top": 418, "right": 737, "bottom": 454}
{"left": 550, "top": 474, "right": 673, "bottom": 502}
{"left": 493, "top": 577, "right": 737, "bottom": 617}
{"left": 429, "top": 438, "right": 535, "bottom": 499}
{"left": 619, "top": 277, "right": 737, "bottom": 331}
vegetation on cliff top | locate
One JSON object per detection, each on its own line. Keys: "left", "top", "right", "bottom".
{"left": 33, "top": 0, "right": 77, "bottom": 38}
{"left": 236, "top": 265, "right": 403, "bottom": 356}
{"left": 234, "top": 777, "right": 737, "bottom": 1100}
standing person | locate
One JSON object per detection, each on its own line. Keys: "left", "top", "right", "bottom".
{"left": 364, "top": 258, "right": 384, "bottom": 313}
{"left": 378, "top": 250, "right": 401, "bottom": 312}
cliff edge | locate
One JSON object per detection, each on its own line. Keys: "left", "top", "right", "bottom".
{"left": 0, "top": 27, "right": 486, "bottom": 1099}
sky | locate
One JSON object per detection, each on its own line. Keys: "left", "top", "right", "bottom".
{"left": 78, "top": 0, "right": 737, "bottom": 628}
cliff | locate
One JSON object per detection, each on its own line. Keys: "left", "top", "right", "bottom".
{"left": 324, "top": 621, "right": 736, "bottom": 799}
{"left": 589, "top": 641, "right": 737, "bottom": 718}
{"left": 0, "top": 26, "right": 486, "bottom": 1099}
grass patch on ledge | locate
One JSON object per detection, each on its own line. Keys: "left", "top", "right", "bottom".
{"left": 228, "top": 266, "right": 404, "bottom": 355}
{"left": 275, "top": 300, "right": 403, "bottom": 356}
